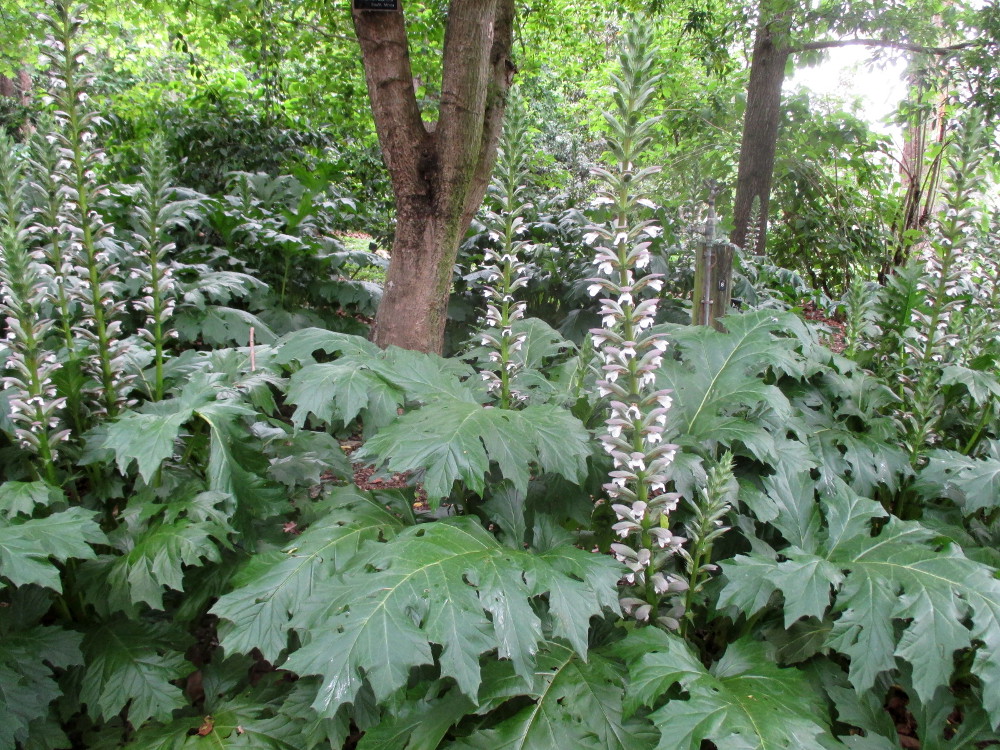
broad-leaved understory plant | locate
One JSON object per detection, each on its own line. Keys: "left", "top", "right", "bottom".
{"left": 2, "top": 7, "right": 1000, "bottom": 750}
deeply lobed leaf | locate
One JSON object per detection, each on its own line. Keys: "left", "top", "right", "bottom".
{"left": 0, "top": 506, "right": 106, "bottom": 592}
{"left": 212, "top": 486, "right": 406, "bottom": 663}
{"left": 0, "top": 623, "right": 82, "bottom": 750}
{"left": 720, "top": 480, "right": 1000, "bottom": 726}
{"left": 358, "top": 401, "right": 590, "bottom": 503}
{"left": 282, "top": 518, "right": 621, "bottom": 718}
{"left": 621, "top": 629, "right": 834, "bottom": 750}
{"left": 81, "top": 621, "right": 191, "bottom": 728}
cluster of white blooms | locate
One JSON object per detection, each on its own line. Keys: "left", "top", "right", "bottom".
{"left": 477, "top": 100, "right": 533, "bottom": 409}
{"left": 27, "top": 132, "right": 78, "bottom": 351}
{"left": 588, "top": 216, "right": 688, "bottom": 625}
{"left": 479, "top": 245, "right": 529, "bottom": 404}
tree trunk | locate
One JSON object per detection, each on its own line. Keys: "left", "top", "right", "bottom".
{"left": 353, "top": 1, "right": 515, "bottom": 354}
{"left": 887, "top": 63, "right": 947, "bottom": 277}
{"left": 730, "top": 12, "right": 791, "bottom": 257}
{"left": 0, "top": 70, "right": 33, "bottom": 138}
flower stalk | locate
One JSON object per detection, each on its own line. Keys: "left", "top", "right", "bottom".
{"left": 39, "top": 1, "right": 131, "bottom": 418}
{"left": 589, "top": 23, "right": 687, "bottom": 629}
{"left": 478, "top": 97, "right": 531, "bottom": 408}
{"left": 130, "top": 138, "right": 180, "bottom": 401}
{"left": 0, "top": 135, "right": 67, "bottom": 484}
{"left": 679, "top": 452, "right": 735, "bottom": 637}
{"left": 894, "top": 119, "right": 986, "bottom": 517}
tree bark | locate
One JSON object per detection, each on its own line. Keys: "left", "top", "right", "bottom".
{"left": 352, "top": 0, "right": 515, "bottom": 354}
{"left": 730, "top": 11, "right": 791, "bottom": 257}
{"left": 0, "top": 70, "right": 33, "bottom": 138}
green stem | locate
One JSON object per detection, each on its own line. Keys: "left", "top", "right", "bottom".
{"left": 280, "top": 254, "right": 291, "bottom": 306}
{"left": 53, "top": 593, "right": 75, "bottom": 624}
{"left": 962, "top": 402, "right": 994, "bottom": 456}
{"left": 680, "top": 546, "right": 705, "bottom": 639}
{"left": 149, "top": 243, "right": 166, "bottom": 402}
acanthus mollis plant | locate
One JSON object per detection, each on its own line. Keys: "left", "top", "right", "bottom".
{"left": 38, "top": 0, "right": 131, "bottom": 418}
{"left": 585, "top": 23, "right": 687, "bottom": 628}
{"left": 888, "top": 118, "right": 990, "bottom": 517}
{"left": 127, "top": 138, "right": 181, "bottom": 402}
{"left": 0, "top": 135, "right": 68, "bottom": 484}
{"left": 677, "top": 451, "right": 734, "bottom": 637}
{"left": 476, "top": 95, "right": 532, "bottom": 408}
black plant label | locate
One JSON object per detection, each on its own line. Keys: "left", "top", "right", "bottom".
{"left": 353, "top": 0, "right": 400, "bottom": 10}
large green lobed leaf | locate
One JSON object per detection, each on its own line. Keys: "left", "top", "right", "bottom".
{"left": 655, "top": 311, "right": 796, "bottom": 448}
{"left": 281, "top": 518, "right": 621, "bottom": 718}
{"left": 719, "top": 478, "right": 1000, "bottom": 726}
{"left": 621, "top": 629, "right": 834, "bottom": 750}
{"left": 447, "top": 643, "right": 651, "bottom": 750}
{"left": 0, "top": 506, "right": 106, "bottom": 592}
{"left": 212, "top": 486, "right": 406, "bottom": 662}
{"left": 358, "top": 401, "right": 590, "bottom": 503}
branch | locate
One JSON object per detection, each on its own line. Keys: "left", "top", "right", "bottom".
{"left": 436, "top": 0, "right": 503, "bottom": 216}
{"left": 352, "top": 9, "right": 429, "bottom": 197}
{"left": 459, "top": 0, "right": 516, "bottom": 226}
{"left": 790, "top": 37, "right": 983, "bottom": 57}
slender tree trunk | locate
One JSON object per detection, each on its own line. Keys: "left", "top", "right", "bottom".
{"left": 730, "top": 13, "right": 791, "bottom": 257}
{"left": 353, "top": 1, "right": 515, "bottom": 353}
{"left": 887, "top": 65, "right": 947, "bottom": 277}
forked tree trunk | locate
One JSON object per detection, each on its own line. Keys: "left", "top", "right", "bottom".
{"left": 353, "top": 1, "right": 515, "bottom": 353}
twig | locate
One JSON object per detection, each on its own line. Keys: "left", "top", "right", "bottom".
{"left": 249, "top": 326, "right": 256, "bottom": 372}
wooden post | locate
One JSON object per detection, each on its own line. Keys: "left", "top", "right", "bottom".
{"left": 691, "top": 204, "right": 714, "bottom": 327}
{"left": 691, "top": 184, "right": 731, "bottom": 330}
